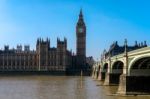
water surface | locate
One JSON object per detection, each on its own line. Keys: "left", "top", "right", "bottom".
{"left": 0, "top": 76, "right": 149, "bottom": 99}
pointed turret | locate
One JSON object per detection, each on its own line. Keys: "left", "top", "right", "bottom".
{"left": 77, "top": 9, "right": 85, "bottom": 26}
{"left": 79, "top": 8, "right": 83, "bottom": 18}
{"left": 36, "top": 38, "right": 39, "bottom": 46}
{"left": 144, "top": 41, "right": 147, "bottom": 47}
{"left": 135, "top": 41, "right": 138, "bottom": 47}
{"left": 124, "top": 39, "right": 128, "bottom": 52}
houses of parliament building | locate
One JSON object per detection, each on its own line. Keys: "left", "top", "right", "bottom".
{"left": 0, "top": 10, "right": 91, "bottom": 75}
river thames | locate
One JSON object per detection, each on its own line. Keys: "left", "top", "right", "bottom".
{"left": 0, "top": 75, "right": 149, "bottom": 99}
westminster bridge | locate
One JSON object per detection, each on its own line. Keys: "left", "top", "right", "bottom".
{"left": 92, "top": 41, "right": 150, "bottom": 95}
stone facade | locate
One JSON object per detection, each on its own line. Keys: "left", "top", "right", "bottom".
{"left": 0, "top": 10, "right": 90, "bottom": 74}
{"left": 0, "top": 38, "right": 72, "bottom": 72}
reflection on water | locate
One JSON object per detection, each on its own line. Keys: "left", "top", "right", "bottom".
{"left": 0, "top": 75, "right": 149, "bottom": 99}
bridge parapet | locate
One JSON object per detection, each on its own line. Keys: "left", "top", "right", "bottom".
{"left": 128, "top": 47, "right": 150, "bottom": 57}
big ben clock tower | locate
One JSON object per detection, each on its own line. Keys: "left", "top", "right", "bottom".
{"left": 76, "top": 9, "right": 86, "bottom": 68}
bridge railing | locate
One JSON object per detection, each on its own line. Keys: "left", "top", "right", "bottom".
{"left": 110, "top": 47, "right": 150, "bottom": 59}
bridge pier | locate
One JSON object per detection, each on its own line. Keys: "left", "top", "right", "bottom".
{"left": 98, "top": 72, "right": 105, "bottom": 81}
{"left": 95, "top": 70, "right": 99, "bottom": 79}
{"left": 91, "top": 69, "right": 96, "bottom": 79}
{"left": 92, "top": 69, "right": 99, "bottom": 79}
{"left": 117, "top": 74, "right": 150, "bottom": 95}
{"left": 91, "top": 69, "right": 94, "bottom": 78}
{"left": 117, "top": 74, "right": 127, "bottom": 95}
{"left": 103, "top": 73, "right": 111, "bottom": 85}
{"left": 103, "top": 73, "right": 121, "bottom": 85}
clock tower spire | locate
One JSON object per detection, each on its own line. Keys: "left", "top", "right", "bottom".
{"left": 77, "top": 9, "right": 85, "bottom": 27}
{"left": 76, "top": 9, "right": 86, "bottom": 68}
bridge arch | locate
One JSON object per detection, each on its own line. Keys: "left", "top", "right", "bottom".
{"left": 111, "top": 61, "right": 124, "bottom": 74}
{"left": 127, "top": 55, "right": 150, "bottom": 93}
{"left": 128, "top": 55, "right": 150, "bottom": 76}
{"left": 110, "top": 61, "right": 124, "bottom": 84}
{"left": 102, "top": 63, "right": 108, "bottom": 72}
{"left": 101, "top": 63, "right": 108, "bottom": 80}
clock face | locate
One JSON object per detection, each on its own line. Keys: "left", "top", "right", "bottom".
{"left": 78, "top": 28, "right": 84, "bottom": 33}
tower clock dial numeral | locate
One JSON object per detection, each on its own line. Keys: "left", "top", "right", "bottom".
{"left": 78, "top": 28, "right": 84, "bottom": 33}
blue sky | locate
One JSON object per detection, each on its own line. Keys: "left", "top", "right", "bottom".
{"left": 0, "top": 0, "right": 150, "bottom": 60}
